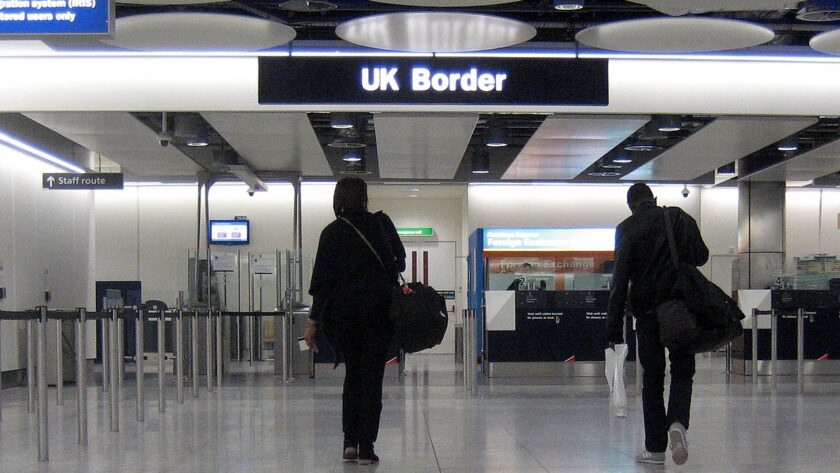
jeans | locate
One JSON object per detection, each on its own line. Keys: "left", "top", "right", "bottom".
{"left": 635, "top": 310, "right": 696, "bottom": 453}
{"left": 335, "top": 302, "right": 392, "bottom": 449}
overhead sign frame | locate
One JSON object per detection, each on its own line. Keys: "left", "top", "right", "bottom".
{"left": 42, "top": 172, "right": 123, "bottom": 190}
{"left": 0, "top": 0, "right": 114, "bottom": 37}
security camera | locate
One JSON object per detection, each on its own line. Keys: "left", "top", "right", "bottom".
{"left": 247, "top": 187, "right": 256, "bottom": 197}
{"left": 681, "top": 185, "right": 690, "bottom": 198}
{"left": 158, "top": 130, "right": 173, "bottom": 147}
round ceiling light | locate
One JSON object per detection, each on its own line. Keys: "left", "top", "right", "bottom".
{"left": 279, "top": 0, "right": 337, "bottom": 12}
{"left": 327, "top": 138, "right": 367, "bottom": 149}
{"left": 575, "top": 17, "right": 775, "bottom": 53}
{"left": 810, "top": 29, "right": 840, "bottom": 55}
{"left": 106, "top": 13, "right": 296, "bottom": 51}
{"left": 372, "top": 0, "right": 520, "bottom": 6}
{"left": 336, "top": 12, "right": 536, "bottom": 53}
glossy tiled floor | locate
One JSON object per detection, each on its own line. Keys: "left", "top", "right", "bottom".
{"left": 1, "top": 354, "right": 838, "bottom": 473}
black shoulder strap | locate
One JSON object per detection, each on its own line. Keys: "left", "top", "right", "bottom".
{"left": 662, "top": 207, "right": 680, "bottom": 270}
{"left": 339, "top": 216, "right": 386, "bottom": 270}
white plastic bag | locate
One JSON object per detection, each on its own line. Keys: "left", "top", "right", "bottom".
{"left": 605, "top": 344, "right": 628, "bottom": 417}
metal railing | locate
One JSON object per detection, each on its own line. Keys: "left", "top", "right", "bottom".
{"left": 462, "top": 309, "right": 477, "bottom": 395}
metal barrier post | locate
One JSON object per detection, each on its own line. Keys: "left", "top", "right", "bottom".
{"left": 102, "top": 319, "right": 110, "bottom": 392}
{"left": 725, "top": 341, "right": 731, "bottom": 374}
{"left": 136, "top": 309, "right": 144, "bottom": 422}
{"left": 109, "top": 308, "right": 119, "bottom": 432}
{"left": 176, "top": 310, "right": 184, "bottom": 404}
{"left": 117, "top": 317, "right": 125, "bottom": 389}
{"left": 770, "top": 309, "right": 778, "bottom": 388}
{"left": 216, "top": 311, "right": 222, "bottom": 387}
{"left": 462, "top": 310, "right": 469, "bottom": 390}
{"left": 751, "top": 308, "right": 758, "bottom": 382}
{"left": 27, "top": 319, "right": 35, "bottom": 414}
{"left": 206, "top": 311, "right": 214, "bottom": 392}
{"left": 76, "top": 308, "right": 87, "bottom": 445}
{"left": 191, "top": 310, "right": 199, "bottom": 398}
{"left": 55, "top": 319, "right": 63, "bottom": 406}
{"left": 37, "top": 306, "right": 49, "bottom": 461}
{"left": 158, "top": 310, "right": 166, "bottom": 412}
{"left": 797, "top": 308, "right": 805, "bottom": 394}
{"left": 281, "top": 311, "right": 290, "bottom": 382}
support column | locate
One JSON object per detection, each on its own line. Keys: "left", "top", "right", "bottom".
{"left": 738, "top": 181, "right": 785, "bottom": 290}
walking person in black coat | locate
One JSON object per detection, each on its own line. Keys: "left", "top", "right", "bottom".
{"left": 607, "top": 183, "right": 709, "bottom": 466}
{"left": 303, "top": 177, "right": 406, "bottom": 465}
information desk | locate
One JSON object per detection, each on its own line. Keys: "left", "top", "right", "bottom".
{"left": 485, "top": 290, "right": 635, "bottom": 378}
{"left": 732, "top": 289, "right": 840, "bottom": 375}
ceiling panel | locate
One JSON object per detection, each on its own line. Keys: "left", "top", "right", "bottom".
{"left": 503, "top": 115, "right": 649, "bottom": 180}
{"left": 374, "top": 113, "right": 478, "bottom": 180}
{"left": 202, "top": 112, "right": 330, "bottom": 176}
{"left": 24, "top": 112, "right": 200, "bottom": 177}
{"left": 624, "top": 116, "right": 817, "bottom": 182}
{"left": 747, "top": 138, "right": 840, "bottom": 182}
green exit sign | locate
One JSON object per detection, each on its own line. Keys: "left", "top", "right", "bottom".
{"left": 397, "top": 227, "right": 434, "bottom": 237}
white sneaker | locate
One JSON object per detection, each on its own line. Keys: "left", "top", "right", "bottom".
{"left": 668, "top": 422, "right": 689, "bottom": 465}
{"left": 635, "top": 449, "right": 665, "bottom": 465}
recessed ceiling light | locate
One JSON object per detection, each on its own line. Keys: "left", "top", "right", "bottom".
{"left": 588, "top": 170, "right": 621, "bottom": 177}
{"left": 342, "top": 150, "right": 363, "bottom": 162}
{"left": 484, "top": 125, "right": 508, "bottom": 147}
{"left": 331, "top": 113, "right": 355, "bottom": 129}
{"left": 554, "top": 0, "right": 584, "bottom": 10}
{"left": 657, "top": 116, "right": 682, "bottom": 132}
{"left": 613, "top": 156, "right": 633, "bottom": 163}
{"left": 602, "top": 163, "right": 623, "bottom": 169}
{"left": 410, "top": 188, "right": 420, "bottom": 192}
{"left": 777, "top": 136, "right": 798, "bottom": 151}
{"left": 623, "top": 142, "right": 661, "bottom": 152}
{"left": 472, "top": 150, "right": 490, "bottom": 174}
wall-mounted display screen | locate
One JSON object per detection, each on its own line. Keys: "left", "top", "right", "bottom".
{"left": 209, "top": 220, "right": 249, "bottom": 245}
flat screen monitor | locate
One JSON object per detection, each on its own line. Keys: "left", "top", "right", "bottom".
{"left": 209, "top": 220, "right": 249, "bottom": 245}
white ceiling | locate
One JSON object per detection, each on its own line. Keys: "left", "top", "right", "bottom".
{"left": 503, "top": 115, "right": 650, "bottom": 180}
{"left": 374, "top": 113, "right": 478, "bottom": 179}
{"left": 628, "top": 0, "right": 799, "bottom": 15}
{"left": 625, "top": 116, "right": 818, "bottom": 182}
{"left": 201, "top": 112, "right": 331, "bottom": 176}
{"left": 747, "top": 137, "right": 840, "bottom": 182}
{"left": 23, "top": 112, "right": 201, "bottom": 177}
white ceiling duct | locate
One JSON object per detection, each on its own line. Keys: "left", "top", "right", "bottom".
{"left": 627, "top": 0, "right": 799, "bottom": 16}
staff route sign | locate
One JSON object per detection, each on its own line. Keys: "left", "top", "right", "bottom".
{"left": 42, "top": 173, "right": 123, "bottom": 190}
{"left": 0, "top": 0, "right": 113, "bottom": 36}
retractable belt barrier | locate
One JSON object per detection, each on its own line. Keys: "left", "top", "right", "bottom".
{"left": 0, "top": 306, "right": 287, "bottom": 463}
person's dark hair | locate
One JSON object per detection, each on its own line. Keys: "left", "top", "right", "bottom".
{"left": 333, "top": 177, "right": 368, "bottom": 216}
{"left": 627, "top": 182, "right": 655, "bottom": 206}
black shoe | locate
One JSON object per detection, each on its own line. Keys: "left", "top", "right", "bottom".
{"left": 342, "top": 447, "right": 358, "bottom": 462}
{"left": 357, "top": 449, "right": 379, "bottom": 465}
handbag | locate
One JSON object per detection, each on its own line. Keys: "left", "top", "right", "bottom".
{"left": 657, "top": 208, "right": 745, "bottom": 353}
{"left": 340, "top": 217, "right": 448, "bottom": 353}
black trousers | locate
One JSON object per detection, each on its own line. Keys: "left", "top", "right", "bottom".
{"left": 635, "top": 311, "right": 696, "bottom": 453}
{"left": 335, "top": 302, "right": 392, "bottom": 449}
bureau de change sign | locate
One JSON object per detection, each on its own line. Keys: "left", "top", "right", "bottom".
{"left": 0, "top": 0, "right": 113, "bottom": 36}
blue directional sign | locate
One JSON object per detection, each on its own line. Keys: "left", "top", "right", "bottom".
{"left": 0, "top": 0, "right": 113, "bottom": 36}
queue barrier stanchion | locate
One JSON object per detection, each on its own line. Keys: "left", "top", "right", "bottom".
{"left": 461, "top": 310, "right": 469, "bottom": 391}
{"left": 55, "top": 318, "right": 63, "bottom": 406}
{"left": 176, "top": 310, "right": 185, "bottom": 404}
{"left": 770, "top": 309, "right": 778, "bottom": 389}
{"left": 136, "top": 309, "right": 145, "bottom": 422}
{"left": 27, "top": 318, "right": 35, "bottom": 414}
{"left": 37, "top": 306, "right": 49, "bottom": 461}
{"left": 118, "top": 316, "right": 125, "bottom": 390}
{"left": 751, "top": 308, "right": 759, "bottom": 383}
{"left": 109, "top": 308, "right": 119, "bottom": 432}
{"left": 75, "top": 308, "right": 88, "bottom": 445}
{"left": 206, "top": 310, "right": 214, "bottom": 392}
{"left": 102, "top": 318, "right": 110, "bottom": 393}
{"left": 797, "top": 308, "right": 805, "bottom": 394}
{"left": 192, "top": 310, "right": 199, "bottom": 398}
{"left": 216, "top": 310, "right": 223, "bottom": 387}
{"left": 157, "top": 310, "right": 166, "bottom": 413}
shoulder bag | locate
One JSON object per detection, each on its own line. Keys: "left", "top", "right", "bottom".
{"left": 657, "top": 208, "right": 745, "bottom": 353}
{"left": 340, "top": 217, "right": 448, "bottom": 353}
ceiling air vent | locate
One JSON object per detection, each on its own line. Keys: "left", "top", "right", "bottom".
{"left": 797, "top": 1, "right": 840, "bottom": 21}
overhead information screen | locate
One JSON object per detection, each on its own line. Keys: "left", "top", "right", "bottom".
{"left": 0, "top": 0, "right": 113, "bottom": 36}
{"left": 259, "top": 57, "right": 608, "bottom": 106}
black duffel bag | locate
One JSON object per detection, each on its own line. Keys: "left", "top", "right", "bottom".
{"left": 657, "top": 209, "right": 745, "bottom": 353}
{"left": 390, "top": 279, "right": 449, "bottom": 353}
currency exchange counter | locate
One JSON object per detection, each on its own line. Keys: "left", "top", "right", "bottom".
{"left": 484, "top": 290, "right": 635, "bottom": 378}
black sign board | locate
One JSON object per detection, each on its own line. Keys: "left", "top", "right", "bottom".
{"left": 42, "top": 173, "right": 123, "bottom": 190}
{"left": 259, "top": 57, "right": 608, "bottom": 106}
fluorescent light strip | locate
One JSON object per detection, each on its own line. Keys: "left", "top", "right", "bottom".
{"left": 291, "top": 51, "right": 433, "bottom": 57}
{"left": 435, "top": 52, "right": 577, "bottom": 58}
{"left": 125, "top": 181, "right": 198, "bottom": 187}
{"left": 0, "top": 50, "right": 291, "bottom": 58}
{"left": 0, "top": 130, "right": 85, "bottom": 173}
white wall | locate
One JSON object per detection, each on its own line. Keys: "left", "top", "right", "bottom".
{"left": 786, "top": 189, "right": 840, "bottom": 272}
{"left": 0, "top": 144, "right": 93, "bottom": 371}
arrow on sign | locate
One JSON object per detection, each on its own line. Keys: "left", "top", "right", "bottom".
{"left": 47, "top": 176, "right": 55, "bottom": 188}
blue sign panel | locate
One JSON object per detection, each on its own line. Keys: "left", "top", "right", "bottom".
{"left": 483, "top": 228, "right": 616, "bottom": 252}
{"left": 0, "top": 0, "right": 112, "bottom": 35}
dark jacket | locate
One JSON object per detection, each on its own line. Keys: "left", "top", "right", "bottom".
{"left": 308, "top": 210, "right": 406, "bottom": 325}
{"left": 607, "top": 201, "right": 709, "bottom": 344}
